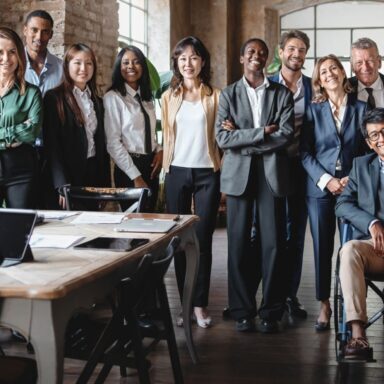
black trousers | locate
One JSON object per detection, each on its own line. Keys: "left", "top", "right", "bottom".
{"left": 0, "top": 144, "right": 38, "bottom": 209}
{"left": 165, "top": 166, "right": 221, "bottom": 307}
{"left": 226, "top": 157, "right": 287, "bottom": 321}
{"left": 114, "top": 152, "right": 159, "bottom": 212}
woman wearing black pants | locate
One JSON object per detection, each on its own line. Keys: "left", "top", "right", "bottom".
{"left": 0, "top": 27, "right": 42, "bottom": 209}
{"left": 104, "top": 46, "right": 162, "bottom": 212}
{"left": 162, "top": 36, "right": 221, "bottom": 328}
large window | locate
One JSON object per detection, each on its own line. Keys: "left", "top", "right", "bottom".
{"left": 281, "top": 1, "right": 384, "bottom": 77}
{"left": 118, "top": 0, "right": 148, "bottom": 54}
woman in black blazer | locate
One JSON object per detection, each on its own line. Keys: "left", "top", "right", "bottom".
{"left": 43, "top": 43, "right": 110, "bottom": 209}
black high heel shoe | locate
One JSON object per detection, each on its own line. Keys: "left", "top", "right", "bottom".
{"left": 315, "top": 310, "right": 332, "bottom": 331}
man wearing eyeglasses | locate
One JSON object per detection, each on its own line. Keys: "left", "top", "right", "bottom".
{"left": 335, "top": 108, "right": 384, "bottom": 359}
{"left": 350, "top": 38, "right": 384, "bottom": 109}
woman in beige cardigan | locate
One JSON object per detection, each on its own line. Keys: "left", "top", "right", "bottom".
{"left": 161, "top": 36, "right": 221, "bottom": 328}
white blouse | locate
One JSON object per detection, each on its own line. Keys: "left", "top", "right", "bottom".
{"left": 172, "top": 100, "right": 213, "bottom": 168}
{"left": 72, "top": 86, "right": 97, "bottom": 158}
{"left": 103, "top": 84, "right": 161, "bottom": 180}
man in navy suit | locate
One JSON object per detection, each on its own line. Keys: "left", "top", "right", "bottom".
{"left": 335, "top": 108, "right": 384, "bottom": 359}
{"left": 216, "top": 38, "right": 294, "bottom": 333}
{"left": 270, "top": 30, "right": 312, "bottom": 319}
{"left": 350, "top": 38, "right": 384, "bottom": 108}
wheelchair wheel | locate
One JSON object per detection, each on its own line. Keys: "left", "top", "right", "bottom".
{"left": 334, "top": 262, "right": 351, "bottom": 362}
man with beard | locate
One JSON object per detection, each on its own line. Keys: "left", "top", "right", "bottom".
{"left": 216, "top": 38, "right": 294, "bottom": 333}
{"left": 269, "top": 30, "right": 312, "bottom": 319}
{"left": 23, "top": 10, "right": 63, "bottom": 208}
{"left": 350, "top": 37, "right": 384, "bottom": 109}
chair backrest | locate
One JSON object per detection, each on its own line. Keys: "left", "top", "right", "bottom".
{"left": 118, "top": 253, "right": 155, "bottom": 308}
{"left": 150, "top": 236, "right": 181, "bottom": 285}
{"left": 58, "top": 185, "right": 150, "bottom": 212}
{"left": 118, "top": 237, "right": 180, "bottom": 310}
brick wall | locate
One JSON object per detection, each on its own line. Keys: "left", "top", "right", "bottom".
{"left": 63, "top": 0, "right": 119, "bottom": 90}
{"left": 0, "top": 0, "right": 118, "bottom": 91}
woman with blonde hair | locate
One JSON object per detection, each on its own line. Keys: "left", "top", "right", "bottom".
{"left": 301, "top": 54, "right": 367, "bottom": 331}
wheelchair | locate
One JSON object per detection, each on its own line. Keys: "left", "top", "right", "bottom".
{"left": 334, "top": 221, "right": 384, "bottom": 363}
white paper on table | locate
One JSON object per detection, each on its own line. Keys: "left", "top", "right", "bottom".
{"left": 70, "top": 212, "right": 125, "bottom": 224}
{"left": 37, "top": 210, "right": 80, "bottom": 220}
{"left": 30, "top": 234, "right": 84, "bottom": 248}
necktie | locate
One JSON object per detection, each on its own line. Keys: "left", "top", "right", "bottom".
{"left": 134, "top": 93, "right": 152, "bottom": 154}
{"left": 365, "top": 87, "right": 376, "bottom": 110}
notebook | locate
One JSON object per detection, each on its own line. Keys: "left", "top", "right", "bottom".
{"left": 114, "top": 218, "right": 177, "bottom": 233}
{"left": 0, "top": 209, "right": 37, "bottom": 267}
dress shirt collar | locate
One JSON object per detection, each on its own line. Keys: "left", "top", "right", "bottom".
{"left": 124, "top": 83, "right": 141, "bottom": 98}
{"left": 242, "top": 75, "right": 269, "bottom": 91}
{"left": 328, "top": 94, "right": 347, "bottom": 116}
{"left": 357, "top": 75, "right": 383, "bottom": 92}
{"left": 278, "top": 71, "right": 303, "bottom": 89}
{"left": 73, "top": 85, "right": 91, "bottom": 97}
{"left": 25, "top": 47, "right": 54, "bottom": 70}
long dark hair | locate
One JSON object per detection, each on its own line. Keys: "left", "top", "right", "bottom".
{"left": 170, "top": 36, "right": 212, "bottom": 95}
{"left": 108, "top": 46, "right": 152, "bottom": 102}
{"left": 0, "top": 27, "right": 27, "bottom": 95}
{"left": 55, "top": 43, "right": 100, "bottom": 126}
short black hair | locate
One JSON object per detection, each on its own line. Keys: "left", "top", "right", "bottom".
{"left": 25, "top": 10, "right": 54, "bottom": 28}
{"left": 279, "top": 30, "right": 310, "bottom": 52}
{"left": 361, "top": 108, "right": 384, "bottom": 138}
{"left": 240, "top": 38, "right": 269, "bottom": 57}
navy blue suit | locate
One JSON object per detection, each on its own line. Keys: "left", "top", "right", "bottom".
{"left": 269, "top": 74, "right": 312, "bottom": 299}
{"left": 300, "top": 94, "right": 367, "bottom": 300}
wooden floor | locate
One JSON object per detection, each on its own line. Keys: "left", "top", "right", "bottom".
{"left": 2, "top": 226, "right": 384, "bottom": 383}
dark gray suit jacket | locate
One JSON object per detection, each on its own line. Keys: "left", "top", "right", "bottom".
{"left": 335, "top": 153, "right": 380, "bottom": 239}
{"left": 215, "top": 78, "right": 294, "bottom": 197}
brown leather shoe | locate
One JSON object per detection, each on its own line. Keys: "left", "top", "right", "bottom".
{"left": 344, "top": 337, "right": 370, "bottom": 359}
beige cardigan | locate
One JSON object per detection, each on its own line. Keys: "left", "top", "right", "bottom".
{"left": 161, "top": 84, "right": 221, "bottom": 173}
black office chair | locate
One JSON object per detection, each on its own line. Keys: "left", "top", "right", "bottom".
{"left": 334, "top": 220, "right": 384, "bottom": 363}
{"left": 58, "top": 185, "right": 150, "bottom": 212}
{"left": 75, "top": 237, "right": 183, "bottom": 384}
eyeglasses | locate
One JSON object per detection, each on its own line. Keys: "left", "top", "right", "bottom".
{"left": 367, "top": 128, "right": 384, "bottom": 142}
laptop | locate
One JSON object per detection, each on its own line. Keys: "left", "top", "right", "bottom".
{"left": 0, "top": 209, "right": 37, "bottom": 267}
{"left": 114, "top": 218, "right": 177, "bottom": 233}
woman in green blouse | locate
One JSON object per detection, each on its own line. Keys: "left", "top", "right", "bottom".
{"left": 0, "top": 27, "right": 42, "bottom": 208}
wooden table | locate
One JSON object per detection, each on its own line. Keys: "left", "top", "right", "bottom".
{"left": 0, "top": 213, "right": 199, "bottom": 384}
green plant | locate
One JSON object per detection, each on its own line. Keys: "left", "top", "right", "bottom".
{"left": 267, "top": 45, "right": 281, "bottom": 75}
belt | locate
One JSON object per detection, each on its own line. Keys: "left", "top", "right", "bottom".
{"left": 129, "top": 152, "right": 151, "bottom": 158}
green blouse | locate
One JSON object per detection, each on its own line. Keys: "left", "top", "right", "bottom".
{"left": 0, "top": 83, "right": 42, "bottom": 150}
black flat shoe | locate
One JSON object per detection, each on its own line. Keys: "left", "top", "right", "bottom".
{"left": 286, "top": 297, "right": 308, "bottom": 319}
{"left": 235, "top": 318, "right": 255, "bottom": 332}
{"left": 259, "top": 319, "right": 279, "bottom": 334}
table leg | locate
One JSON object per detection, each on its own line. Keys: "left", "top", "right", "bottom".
{"left": 181, "top": 226, "right": 200, "bottom": 363}
{"left": 29, "top": 300, "right": 69, "bottom": 384}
